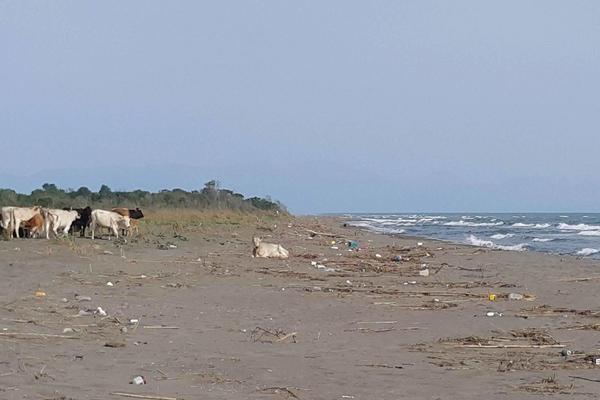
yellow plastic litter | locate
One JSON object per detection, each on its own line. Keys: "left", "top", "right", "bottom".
{"left": 488, "top": 293, "right": 496, "bottom": 301}
{"left": 35, "top": 290, "right": 47, "bottom": 298}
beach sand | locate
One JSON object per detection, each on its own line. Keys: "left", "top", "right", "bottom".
{"left": 1, "top": 215, "right": 599, "bottom": 399}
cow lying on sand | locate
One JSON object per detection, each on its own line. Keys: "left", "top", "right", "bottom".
{"left": 252, "top": 237, "right": 289, "bottom": 259}
{"left": 90, "top": 210, "right": 130, "bottom": 240}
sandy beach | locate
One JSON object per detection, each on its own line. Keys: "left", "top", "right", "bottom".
{"left": 1, "top": 215, "right": 600, "bottom": 399}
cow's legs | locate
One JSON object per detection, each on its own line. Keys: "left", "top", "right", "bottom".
{"left": 90, "top": 222, "right": 96, "bottom": 240}
{"left": 13, "top": 219, "right": 21, "bottom": 238}
{"left": 111, "top": 222, "right": 119, "bottom": 239}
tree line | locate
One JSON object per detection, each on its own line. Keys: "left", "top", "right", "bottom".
{"left": 0, "top": 181, "right": 287, "bottom": 213}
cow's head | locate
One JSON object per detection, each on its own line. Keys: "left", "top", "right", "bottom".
{"left": 129, "top": 208, "right": 144, "bottom": 219}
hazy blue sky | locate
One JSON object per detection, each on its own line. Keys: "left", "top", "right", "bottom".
{"left": 1, "top": 2, "right": 599, "bottom": 214}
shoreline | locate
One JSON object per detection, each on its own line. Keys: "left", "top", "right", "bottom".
{"left": 340, "top": 215, "right": 600, "bottom": 263}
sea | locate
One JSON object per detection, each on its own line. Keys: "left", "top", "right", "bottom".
{"left": 346, "top": 213, "right": 600, "bottom": 259}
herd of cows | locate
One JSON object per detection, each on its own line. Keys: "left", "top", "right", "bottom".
{"left": 0, "top": 206, "right": 144, "bottom": 240}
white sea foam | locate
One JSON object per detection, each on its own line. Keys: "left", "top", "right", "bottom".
{"left": 532, "top": 238, "right": 553, "bottom": 242}
{"left": 445, "top": 221, "right": 504, "bottom": 227}
{"left": 511, "top": 223, "right": 550, "bottom": 228}
{"left": 497, "top": 243, "right": 529, "bottom": 251}
{"left": 579, "top": 231, "right": 600, "bottom": 236}
{"left": 466, "top": 235, "right": 494, "bottom": 247}
{"left": 558, "top": 223, "right": 600, "bottom": 231}
{"left": 490, "top": 233, "right": 514, "bottom": 239}
{"left": 466, "top": 235, "right": 527, "bottom": 251}
{"left": 577, "top": 248, "right": 600, "bottom": 256}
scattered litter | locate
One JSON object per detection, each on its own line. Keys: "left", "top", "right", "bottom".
{"left": 63, "top": 327, "right": 75, "bottom": 334}
{"left": 393, "top": 255, "right": 402, "bottom": 262}
{"left": 331, "top": 246, "right": 339, "bottom": 250}
{"left": 375, "top": 254, "right": 382, "bottom": 258}
{"left": 346, "top": 280, "right": 353, "bottom": 285}
{"left": 168, "top": 244, "right": 177, "bottom": 249}
{"left": 129, "top": 319, "right": 139, "bottom": 324}
{"left": 508, "top": 293, "right": 524, "bottom": 300}
{"left": 486, "top": 311, "right": 503, "bottom": 317}
{"left": 417, "top": 242, "right": 423, "bottom": 246}
{"left": 121, "top": 326, "right": 128, "bottom": 334}
{"left": 34, "top": 290, "right": 46, "bottom": 298}
{"left": 347, "top": 240, "right": 359, "bottom": 250}
{"left": 488, "top": 293, "right": 497, "bottom": 301}
{"left": 310, "top": 261, "right": 317, "bottom": 266}
{"left": 418, "top": 269, "right": 430, "bottom": 277}
{"left": 60, "top": 298, "right": 68, "bottom": 303}
{"left": 315, "top": 264, "right": 336, "bottom": 272}
{"left": 103, "top": 250, "right": 113, "bottom": 255}
{"left": 131, "top": 376, "right": 146, "bottom": 385}
{"left": 106, "top": 281, "right": 114, "bottom": 287}
{"left": 96, "top": 307, "right": 107, "bottom": 317}
{"left": 561, "top": 349, "right": 573, "bottom": 356}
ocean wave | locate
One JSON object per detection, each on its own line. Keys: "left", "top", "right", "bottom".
{"left": 444, "top": 221, "right": 504, "bottom": 227}
{"left": 576, "top": 248, "right": 600, "bottom": 256}
{"left": 511, "top": 223, "right": 551, "bottom": 228}
{"left": 490, "top": 233, "right": 514, "bottom": 239}
{"left": 558, "top": 223, "right": 600, "bottom": 231}
{"left": 578, "top": 231, "right": 600, "bottom": 236}
{"left": 466, "top": 235, "right": 527, "bottom": 251}
{"left": 532, "top": 238, "right": 553, "bottom": 242}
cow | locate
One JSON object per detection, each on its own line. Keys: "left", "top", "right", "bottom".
{"left": 112, "top": 207, "right": 144, "bottom": 236}
{"left": 64, "top": 207, "right": 92, "bottom": 237}
{"left": 1, "top": 207, "right": 15, "bottom": 235}
{"left": 22, "top": 214, "right": 45, "bottom": 238}
{"left": 42, "top": 209, "right": 80, "bottom": 239}
{"left": 89, "top": 210, "right": 130, "bottom": 240}
{"left": 112, "top": 207, "right": 144, "bottom": 219}
{"left": 3, "top": 206, "right": 42, "bottom": 238}
{"left": 252, "top": 237, "right": 289, "bottom": 259}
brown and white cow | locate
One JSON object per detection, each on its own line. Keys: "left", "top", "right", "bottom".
{"left": 22, "top": 214, "right": 45, "bottom": 238}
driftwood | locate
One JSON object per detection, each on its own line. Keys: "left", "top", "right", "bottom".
{"left": 455, "top": 344, "right": 565, "bottom": 349}
{"left": 0, "top": 332, "right": 78, "bottom": 339}
{"left": 110, "top": 393, "right": 178, "bottom": 400}
{"left": 259, "top": 387, "right": 300, "bottom": 399}
{"left": 305, "top": 228, "right": 346, "bottom": 238}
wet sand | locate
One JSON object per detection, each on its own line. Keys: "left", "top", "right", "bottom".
{"left": 1, "top": 216, "right": 600, "bottom": 399}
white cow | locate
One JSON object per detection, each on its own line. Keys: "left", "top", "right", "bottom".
{"left": 1, "top": 207, "right": 15, "bottom": 231}
{"left": 90, "top": 210, "right": 130, "bottom": 240}
{"left": 3, "top": 206, "right": 42, "bottom": 238}
{"left": 42, "top": 209, "right": 80, "bottom": 239}
{"left": 252, "top": 237, "right": 290, "bottom": 259}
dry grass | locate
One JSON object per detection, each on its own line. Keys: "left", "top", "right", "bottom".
{"left": 142, "top": 209, "right": 290, "bottom": 231}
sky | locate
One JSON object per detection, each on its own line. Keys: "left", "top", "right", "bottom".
{"left": 1, "top": 1, "right": 600, "bottom": 214}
